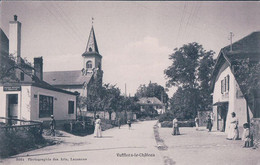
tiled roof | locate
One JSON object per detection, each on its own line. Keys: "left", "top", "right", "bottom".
{"left": 137, "top": 97, "right": 163, "bottom": 105}
{"left": 43, "top": 70, "right": 93, "bottom": 86}
{"left": 211, "top": 31, "right": 260, "bottom": 92}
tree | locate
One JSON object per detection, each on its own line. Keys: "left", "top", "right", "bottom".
{"left": 165, "top": 42, "right": 215, "bottom": 119}
{"left": 135, "top": 82, "right": 169, "bottom": 105}
{"left": 233, "top": 58, "right": 260, "bottom": 118}
{"left": 0, "top": 54, "right": 17, "bottom": 82}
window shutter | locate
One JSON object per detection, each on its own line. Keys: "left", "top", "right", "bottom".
{"left": 221, "top": 80, "right": 223, "bottom": 94}
{"left": 227, "top": 75, "right": 230, "bottom": 91}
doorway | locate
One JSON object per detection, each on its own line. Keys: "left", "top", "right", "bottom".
{"left": 7, "top": 94, "right": 18, "bottom": 125}
{"left": 217, "top": 103, "right": 228, "bottom": 132}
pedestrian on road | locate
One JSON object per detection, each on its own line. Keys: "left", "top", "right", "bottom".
{"left": 227, "top": 112, "right": 239, "bottom": 140}
{"left": 117, "top": 117, "right": 121, "bottom": 129}
{"left": 50, "top": 115, "right": 56, "bottom": 136}
{"left": 172, "top": 118, "right": 180, "bottom": 135}
{"left": 127, "top": 120, "right": 132, "bottom": 130}
{"left": 195, "top": 116, "right": 199, "bottom": 130}
{"left": 242, "top": 123, "right": 250, "bottom": 148}
{"left": 206, "top": 115, "right": 213, "bottom": 132}
{"left": 94, "top": 115, "right": 102, "bottom": 138}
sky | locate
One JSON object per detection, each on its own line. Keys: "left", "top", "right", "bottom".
{"left": 0, "top": 1, "right": 259, "bottom": 97}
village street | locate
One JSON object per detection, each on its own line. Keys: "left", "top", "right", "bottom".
{"left": 1, "top": 120, "right": 260, "bottom": 165}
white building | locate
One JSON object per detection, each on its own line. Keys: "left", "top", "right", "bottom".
{"left": 137, "top": 97, "right": 165, "bottom": 114}
{"left": 0, "top": 15, "right": 77, "bottom": 125}
{"left": 211, "top": 32, "right": 260, "bottom": 133}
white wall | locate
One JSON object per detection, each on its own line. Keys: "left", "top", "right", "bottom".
{"left": 30, "top": 86, "right": 76, "bottom": 121}
{"left": 212, "top": 62, "right": 252, "bottom": 133}
{"left": 0, "top": 85, "right": 76, "bottom": 123}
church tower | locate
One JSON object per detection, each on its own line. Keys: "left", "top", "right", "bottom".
{"left": 81, "top": 25, "right": 103, "bottom": 86}
{"left": 82, "top": 26, "right": 102, "bottom": 74}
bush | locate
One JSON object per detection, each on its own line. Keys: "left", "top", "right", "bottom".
{"left": 0, "top": 128, "right": 45, "bottom": 158}
{"left": 160, "top": 120, "right": 195, "bottom": 128}
{"left": 158, "top": 112, "right": 174, "bottom": 123}
{"left": 161, "top": 121, "right": 173, "bottom": 128}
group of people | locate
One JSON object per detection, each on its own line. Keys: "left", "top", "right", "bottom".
{"left": 172, "top": 112, "right": 252, "bottom": 148}
{"left": 93, "top": 115, "right": 132, "bottom": 138}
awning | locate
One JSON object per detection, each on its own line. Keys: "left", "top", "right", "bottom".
{"left": 213, "top": 101, "right": 228, "bottom": 106}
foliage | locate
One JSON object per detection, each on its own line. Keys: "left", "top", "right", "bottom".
{"left": 233, "top": 59, "right": 260, "bottom": 97}
{"left": 165, "top": 43, "right": 215, "bottom": 119}
{"left": 0, "top": 128, "right": 45, "bottom": 158}
{"left": 233, "top": 59, "right": 260, "bottom": 117}
{"left": 135, "top": 82, "right": 169, "bottom": 105}
{"left": 158, "top": 112, "right": 174, "bottom": 122}
{"left": 0, "top": 54, "right": 17, "bottom": 81}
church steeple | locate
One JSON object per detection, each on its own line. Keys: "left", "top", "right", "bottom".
{"left": 82, "top": 23, "right": 102, "bottom": 74}
{"left": 84, "top": 26, "right": 99, "bottom": 54}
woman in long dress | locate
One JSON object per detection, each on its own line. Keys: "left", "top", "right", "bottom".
{"left": 227, "top": 112, "right": 239, "bottom": 140}
{"left": 172, "top": 118, "right": 180, "bottom": 135}
{"left": 94, "top": 115, "right": 102, "bottom": 138}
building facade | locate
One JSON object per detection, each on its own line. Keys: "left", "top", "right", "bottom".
{"left": 0, "top": 16, "right": 77, "bottom": 125}
{"left": 211, "top": 32, "right": 260, "bottom": 134}
{"left": 137, "top": 97, "right": 165, "bottom": 114}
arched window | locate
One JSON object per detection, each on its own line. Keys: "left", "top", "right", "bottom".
{"left": 86, "top": 61, "right": 92, "bottom": 69}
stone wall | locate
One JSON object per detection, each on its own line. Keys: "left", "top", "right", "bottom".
{"left": 251, "top": 118, "right": 260, "bottom": 147}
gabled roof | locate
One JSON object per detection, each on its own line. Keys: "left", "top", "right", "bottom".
{"left": 82, "top": 26, "right": 100, "bottom": 56}
{"left": 210, "top": 31, "right": 260, "bottom": 92}
{"left": 0, "top": 28, "right": 9, "bottom": 56}
{"left": 137, "top": 97, "right": 163, "bottom": 106}
{"left": 43, "top": 70, "right": 93, "bottom": 86}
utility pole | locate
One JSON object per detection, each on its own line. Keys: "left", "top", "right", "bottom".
{"left": 228, "top": 32, "right": 234, "bottom": 51}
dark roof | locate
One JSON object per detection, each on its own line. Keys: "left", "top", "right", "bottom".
{"left": 43, "top": 70, "right": 93, "bottom": 86}
{"left": 0, "top": 28, "right": 9, "bottom": 56}
{"left": 211, "top": 31, "right": 260, "bottom": 92}
{"left": 137, "top": 97, "right": 163, "bottom": 106}
{"left": 82, "top": 26, "right": 100, "bottom": 56}
{"left": 0, "top": 69, "right": 77, "bottom": 96}
{"left": 222, "top": 31, "right": 260, "bottom": 54}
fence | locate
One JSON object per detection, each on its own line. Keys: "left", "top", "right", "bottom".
{"left": 0, "top": 117, "right": 43, "bottom": 136}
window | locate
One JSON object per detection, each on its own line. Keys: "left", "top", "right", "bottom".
{"left": 86, "top": 61, "right": 92, "bottom": 69}
{"left": 221, "top": 75, "right": 230, "bottom": 94}
{"left": 20, "top": 72, "right": 24, "bottom": 81}
{"left": 68, "top": 101, "right": 74, "bottom": 114}
{"left": 39, "top": 95, "right": 53, "bottom": 118}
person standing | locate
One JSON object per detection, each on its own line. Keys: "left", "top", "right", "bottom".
{"left": 50, "top": 115, "right": 56, "bottom": 136}
{"left": 94, "top": 115, "right": 102, "bottom": 138}
{"left": 127, "top": 120, "right": 132, "bottom": 130}
{"left": 206, "top": 115, "right": 213, "bottom": 132}
{"left": 195, "top": 116, "right": 199, "bottom": 130}
{"left": 172, "top": 118, "right": 180, "bottom": 135}
{"left": 117, "top": 117, "right": 121, "bottom": 129}
{"left": 227, "top": 112, "right": 239, "bottom": 140}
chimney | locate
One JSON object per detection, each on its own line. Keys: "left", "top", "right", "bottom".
{"left": 9, "top": 15, "right": 22, "bottom": 63}
{"left": 34, "top": 57, "right": 43, "bottom": 81}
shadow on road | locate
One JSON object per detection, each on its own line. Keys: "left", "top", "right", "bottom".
{"left": 9, "top": 146, "right": 146, "bottom": 158}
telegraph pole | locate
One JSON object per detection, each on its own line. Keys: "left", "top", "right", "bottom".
{"left": 228, "top": 32, "right": 234, "bottom": 51}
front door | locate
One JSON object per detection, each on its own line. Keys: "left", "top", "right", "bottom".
{"left": 7, "top": 94, "right": 18, "bottom": 125}
{"left": 217, "top": 103, "right": 228, "bottom": 132}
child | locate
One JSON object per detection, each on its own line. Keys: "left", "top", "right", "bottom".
{"left": 127, "top": 120, "right": 131, "bottom": 130}
{"left": 242, "top": 123, "right": 250, "bottom": 148}
{"left": 50, "top": 115, "right": 56, "bottom": 136}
